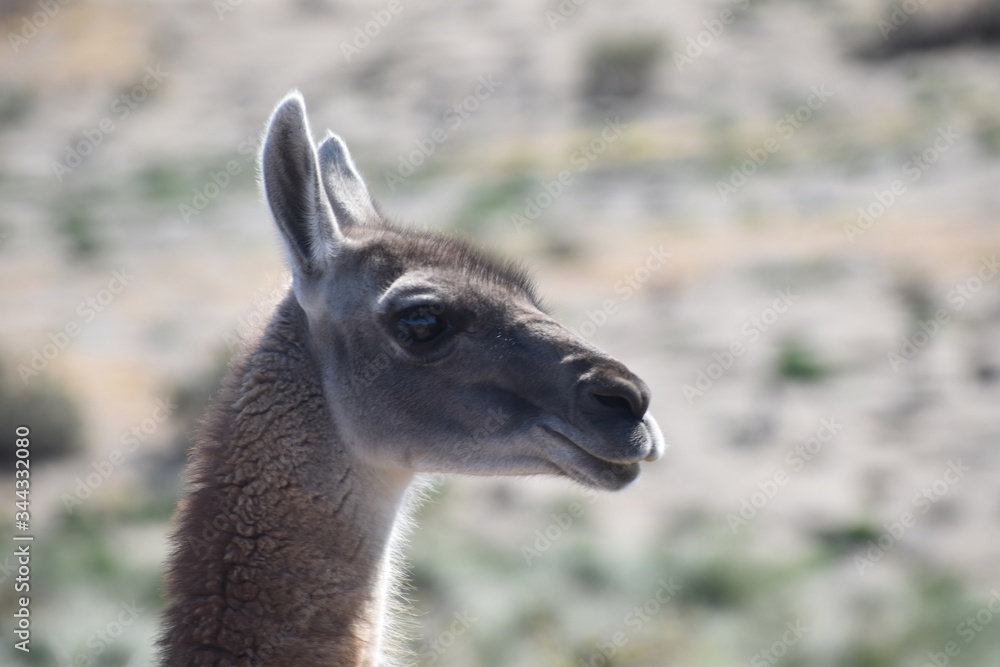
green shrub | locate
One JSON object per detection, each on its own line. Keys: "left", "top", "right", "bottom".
{"left": 775, "top": 338, "right": 829, "bottom": 383}
{"left": 0, "top": 357, "right": 84, "bottom": 472}
{"left": 580, "top": 36, "right": 663, "bottom": 113}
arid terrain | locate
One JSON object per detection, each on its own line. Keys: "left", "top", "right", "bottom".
{"left": 1, "top": 1, "right": 999, "bottom": 665}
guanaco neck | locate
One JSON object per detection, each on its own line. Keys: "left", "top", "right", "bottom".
{"left": 159, "top": 294, "right": 413, "bottom": 667}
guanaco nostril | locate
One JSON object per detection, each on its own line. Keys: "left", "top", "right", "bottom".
{"left": 594, "top": 393, "right": 631, "bottom": 412}
{"left": 591, "top": 389, "right": 643, "bottom": 419}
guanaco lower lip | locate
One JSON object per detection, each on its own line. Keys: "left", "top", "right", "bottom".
{"left": 540, "top": 425, "right": 644, "bottom": 489}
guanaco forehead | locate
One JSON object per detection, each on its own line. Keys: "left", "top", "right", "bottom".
{"left": 346, "top": 223, "right": 544, "bottom": 310}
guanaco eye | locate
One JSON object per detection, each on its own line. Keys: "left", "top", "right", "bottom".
{"left": 396, "top": 304, "right": 448, "bottom": 347}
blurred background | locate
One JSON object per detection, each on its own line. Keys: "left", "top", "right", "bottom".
{"left": 2, "top": 0, "right": 1000, "bottom": 665}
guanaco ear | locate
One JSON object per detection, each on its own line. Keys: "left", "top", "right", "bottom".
{"left": 261, "top": 91, "right": 343, "bottom": 276}
{"left": 317, "top": 131, "right": 379, "bottom": 227}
